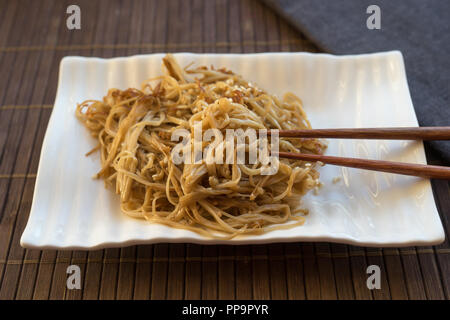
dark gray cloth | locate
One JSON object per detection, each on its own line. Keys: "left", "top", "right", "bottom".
{"left": 263, "top": 0, "right": 450, "bottom": 161}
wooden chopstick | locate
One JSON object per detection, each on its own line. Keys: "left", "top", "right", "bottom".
{"left": 277, "top": 152, "right": 450, "bottom": 179}
{"left": 273, "top": 127, "right": 450, "bottom": 140}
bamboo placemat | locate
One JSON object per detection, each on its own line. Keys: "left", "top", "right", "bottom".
{"left": 0, "top": 0, "right": 448, "bottom": 300}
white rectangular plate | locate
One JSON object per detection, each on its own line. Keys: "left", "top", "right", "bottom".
{"left": 21, "top": 52, "right": 445, "bottom": 249}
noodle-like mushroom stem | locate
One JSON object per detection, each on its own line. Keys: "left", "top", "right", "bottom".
{"left": 76, "top": 54, "right": 326, "bottom": 239}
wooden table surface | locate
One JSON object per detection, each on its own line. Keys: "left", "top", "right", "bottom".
{"left": 0, "top": 0, "right": 448, "bottom": 300}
